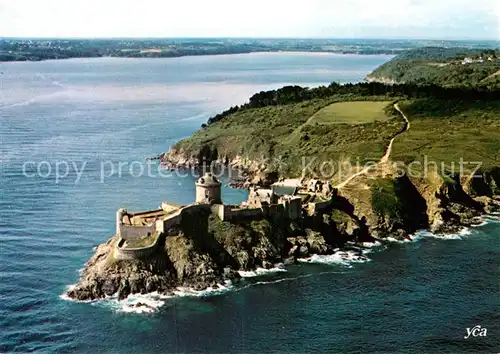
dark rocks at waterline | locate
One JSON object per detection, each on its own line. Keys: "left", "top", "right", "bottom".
{"left": 146, "top": 154, "right": 164, "bottom": 161}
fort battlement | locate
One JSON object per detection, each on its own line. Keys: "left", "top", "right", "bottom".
{"left": 114, "top": 233, "right": 163, "bottom": 260}
{"left": 113, "top": 174, "right": 336, "bottom": 260}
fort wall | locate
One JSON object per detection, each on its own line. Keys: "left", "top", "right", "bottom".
{"left": 114, "top": 236, "right": 162, "bottom": 261}
{"left": 281, "top": 196, "right": 302, "bottom": 220}
{"left": 230, "top": 207, "right": 264, "bottom": 220}
{"left": 155, "top": 211, "right": 182, "bottom": 234}
{"left": 211, "top": 204, "right": 233, "bottom": 221}
{"left": 119, "top": 224, "right": 156, "bottom": 241}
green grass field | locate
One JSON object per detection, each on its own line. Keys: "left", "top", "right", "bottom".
{"left": 392, "top": 99, "right": 500, "bottom": 172}
{"left": 174, "top": 96, "right": 403, "bottom": 177}
{"left": 307, "top": 101, "right": 393, "bottom": 125}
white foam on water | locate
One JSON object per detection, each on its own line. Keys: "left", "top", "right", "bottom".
{"left": 238, "top": 264, "right": 287, "bottom": 278}
{"left": 385, "top": 237, "right": 414, "bottom": 244}
{"left": 458, "top": 227, "right": 472, "bottom": 236}
{"left": 238, "top": 270, "right": 345, "bottom": 292}
{"left": 173, "top": 281, "right": 233, "bottom": 298}
{"left": 251, "top": 277, "right": 297, "bottom": 287}
{"left": 0, "top": 91, "right": 70, "bottom": 110}
{"left": 472, "top": 214, "right": 500, "bottom": 227}
{"left": 107, "top": 292, "right": 172, "bottom": 314}
{"left": 361, "top": 241, "right": 382, "bottom": 248}
{"left": 471, "top": 220, "right": 489, "bottom": 228}
{"left": 411, "top": 229, "right": 464, "bottom": 241}
{"left": 358, "top": 241, "right": 386, "bottom": 254}
{"left": 59, "top": 284, "right": 94, "bottom": 304}
{"left": 298, "top": 250, "right": 370, "bottom": 267}
{"left": 61, "top": 281, "right": 235, "bottom": 314}
{"left": 62, "top": 215, "right": 496, "bottom": 315}
{"left": 109, "top": 281, "right": 235, "bottom": 314}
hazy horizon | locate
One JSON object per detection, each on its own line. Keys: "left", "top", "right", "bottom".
{"left": 0, "top": 0, "right": 498, "bottom": 40}
{"left": 0, "top": 36, "right": 498, "bottom": 42}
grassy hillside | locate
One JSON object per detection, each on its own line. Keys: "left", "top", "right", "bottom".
{"left": 367, "top": 47, "right": 500, "bottom": 88}
{"left": 173, "top": 96, "right": 404, "bottom": 177}
{"left": 171, "top": 94, "right": 500, "bottom": 183}
{"left": 392, "top": 99, "right": 500, "bottom": 172}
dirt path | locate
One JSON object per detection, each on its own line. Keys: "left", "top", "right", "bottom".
{"left": 334, "top": 103, "right": 410, "bottom": 189}
{"left": 480, "top": 69, "right": 500, "bottom": 83}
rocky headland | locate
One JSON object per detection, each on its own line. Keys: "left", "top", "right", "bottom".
{"left": 67, "top": 203, "right": 381, "bottom": 301}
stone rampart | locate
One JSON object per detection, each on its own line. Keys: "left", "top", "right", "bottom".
{"left": 118, "top": 224, "right": 156, "bottom": 241}
{"left": 230, "top": 207, "right": 264, "bottom": 220}
{"left": 114, "top": 236, "right": 162, "bottom": 261}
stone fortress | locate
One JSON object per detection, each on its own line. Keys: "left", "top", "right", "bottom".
{"left": 114, "top": 173, "right": 336, "bottom": 260}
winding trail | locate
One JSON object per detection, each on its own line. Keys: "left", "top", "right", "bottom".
{"left": 480, "top": 69, "right": 500, "bottom": 84}
{"left": 334, "top": 103, "right": 410, "bottom": 189}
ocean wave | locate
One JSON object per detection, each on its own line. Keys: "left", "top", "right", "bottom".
{"left": 361, "top": 241, "right": 382, "bottom": 248}
{"left": 238, "top": 270, "right": 345, "bottom": 291}
{"left": 113, "top": 282, "right": 234, "bottom": 314}
{"left": 412, "top": 229, "right": 465, "bottom": 241}
{"left": 471, "top": 220, "right": 489, "bottom": 228}
{"left": 238, "top": 264, "right": 287, "bottom": 278}
{"left": 385, "top": 237, "right": 414, "bottom": 244}
{"left": 471, "top": 214, "right": 500, "bottom": 227}
{"left": 485, "top": 213, "right": 500, "bottom": 221}
{"left": 382, "top": 227, "right": 471, "bottom": 243}
{"left": 60, "top": 281, "right": 234, "bottom": 314}
{"left": 59, "top": 284, "right": 94, "bottom": 304}
{"left": 359, "top": 241, "right": 385, "bottom": 254}
{"left": 0, "top": 91, "right": 68, "bottom": 110}
{"left": 297, "top": 250, "right": 370, "bottom": 267}
{"left": 104, "top": 292, "right": 171, "bottom": 314}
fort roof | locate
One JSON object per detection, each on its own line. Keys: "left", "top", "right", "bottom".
{"left": 196, "top": 172, "right": 221, "bottom": 187}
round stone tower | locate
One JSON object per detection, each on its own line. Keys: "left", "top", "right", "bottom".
{"left": 195, "top": 172, "right": 222, "bottom": 204}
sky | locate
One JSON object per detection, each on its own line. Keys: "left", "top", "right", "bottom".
{"left": 0, "top": 0, "right": 498, "bottom": 40}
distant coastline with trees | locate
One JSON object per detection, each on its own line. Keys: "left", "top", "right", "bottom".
{"left": 367, "top": 47, "right": 500, "bottom": 88}
{"left": 1, "top": 38, "right": 498, "bottom": 62}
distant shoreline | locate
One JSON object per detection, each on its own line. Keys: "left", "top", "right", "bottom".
{"left": 246, "top": 51, "right": 395, "bottom": 57}
{"left": 2, "top": 37, "right": 496, "bottom": 63}
{"left": 0, "top": 50, "right": 396, "bottom": 63}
